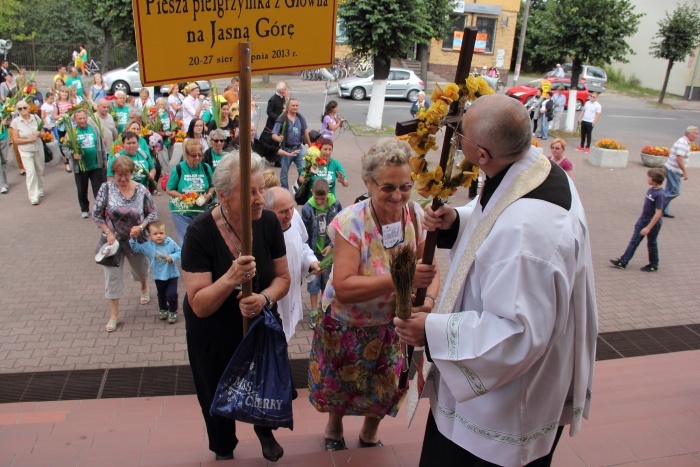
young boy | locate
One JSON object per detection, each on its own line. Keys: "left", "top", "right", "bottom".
{"left": 610, "top": 168, "right": 665, "bottom": 272}
{"left": 129, "top": 221, "right": 182, "bottom": 323}
{"left": 301, "top": 178, "right": 342, "bottom": 311}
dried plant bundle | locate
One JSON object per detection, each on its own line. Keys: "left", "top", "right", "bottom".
{"left": 390, "top": 244, "right": 417, "bottom": 320}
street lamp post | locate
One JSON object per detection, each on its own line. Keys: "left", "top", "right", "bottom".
{"left": 512, "top": 0, "right": 531, "bottom": 87}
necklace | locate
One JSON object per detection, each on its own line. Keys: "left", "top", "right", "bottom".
{"left": 219, "top": 205, "right": 242, "bottom": 255}
{"left": 370, "top": 200, "right": 406, "bottom": 250}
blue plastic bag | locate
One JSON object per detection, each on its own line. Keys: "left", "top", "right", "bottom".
{"left": 210, "top": 306, "right": 294, "bottom": 429}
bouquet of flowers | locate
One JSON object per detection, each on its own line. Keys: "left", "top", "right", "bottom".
{"left": 173, "top": 130, "right": 187, "bottom": 142}
{"left": 148, "top": 132, "right": 163, "bottom": 151}
{"left": 170, "top": 191, "right": 205, "bottom": 213}
{"left": 109, "top": 137, "right": 124, "bottom": 156}
{"left": 41, "top": 131, "right": 54, "bottom": 143}
{"left": 300, "top": 146, "right": 326, "bottom": 179}
{"left": 58, "top": 116, "right": 87, "bottom": 171}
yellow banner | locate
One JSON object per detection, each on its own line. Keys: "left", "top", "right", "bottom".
{"left": 133, "top": 0, "right": 338, "bottom": 85}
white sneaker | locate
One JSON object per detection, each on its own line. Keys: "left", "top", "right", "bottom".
{"left": 30, "top": 198, "right": 39, "bottom": 205}
{"left": 0, "top": 186, "right": 7, "bottom": 194}
{"left": 81, "top": 212, "right": 89, "bottom": 219}
{"left": 38, "top": 191, "right": 45, "bottom": 197}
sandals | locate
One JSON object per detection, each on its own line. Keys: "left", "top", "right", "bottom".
{"left": 140, "top": 290, "right": 150, "bottom": 305}
{"left": 324, "top": 438, "right": 347, "bottom": 451}
{"left": 358, "top": 436, "right": 384, "bottom": 448}
{"left": 105, "top": 319, "right": 119, "bottom": 332}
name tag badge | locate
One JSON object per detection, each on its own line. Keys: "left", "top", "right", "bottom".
{"left": 382, "top": 221, "right": 402, "bottom": 249}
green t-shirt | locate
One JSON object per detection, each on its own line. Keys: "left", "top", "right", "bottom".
{"left": 310, "top": 158, "right": 346, "bottom": 195}
{"left": 65, "top": 76, "right": 84, "bottom": 98}
{"left": 210, "top": 150, "right": 224, "bottom": 170}
{"left": 75, "top": 125, "right": 99, "bottom": 171}
{"left": 167, "top": 161, "right": 214, "bottom": 217}
{"left": 107, "top": 149, "right": 154, "bottom": 187}
{"left": 138, "top": 136, "right": 150, "bottom": 155}
{"left": 112, "top": 105, "right": 130, "bottom": 133}
{"left": 158, "top": 109, "right": 172, "bottom": 147}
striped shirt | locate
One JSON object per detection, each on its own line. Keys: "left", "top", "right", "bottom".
{"left": 665, "top": 136, "right": 690, "bottom": 174}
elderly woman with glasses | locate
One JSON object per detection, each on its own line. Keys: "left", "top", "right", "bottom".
{"left": 10, "top": 101, "right": 46, "bottom": 205}
{"left": 166, "top": 139, "right": 215, "bottom": 244}
{"left": 203, "top": 128, "right": 227, "bottom": 171}
{"left": 308, "top": 138, "right": 440, "bottom": 451}
{"left": 181, "top": 151, "right": 290, "bottom": 462}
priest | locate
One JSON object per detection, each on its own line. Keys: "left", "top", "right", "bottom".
{"left": 394, "top": 94, "right": 597, "bottom": 467}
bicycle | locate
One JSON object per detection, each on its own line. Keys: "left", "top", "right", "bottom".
{"left": 84, "top": 59, "right": 101, "bottom": 75}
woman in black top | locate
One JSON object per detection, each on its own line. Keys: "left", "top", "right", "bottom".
{"left": 206, "top": 100, "right": 239, "bottom": 151}
{"left": 181, "top": 151, "right": 291, "bottom": 462}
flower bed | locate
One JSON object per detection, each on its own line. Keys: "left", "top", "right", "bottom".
{"left": 588, "top": 139, "right": 629, "bottom": 168}
{"left": 640, "top": 146, "right": 669, "bottom": 168}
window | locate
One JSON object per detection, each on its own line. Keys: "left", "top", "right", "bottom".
{"left": 442, "top": 15, "right": 467, "bottom": 50}
{"left": 393, "top": 71, "right": 410, "bottom": 81}
{"left": 475, "top": 17, "right": 496, "bottom": 54}
{"left": 443, "top": 15, "right": 497, "bottom": 53}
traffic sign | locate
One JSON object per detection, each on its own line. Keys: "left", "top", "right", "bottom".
{"left": 132, "top": 0, "right": 338, "bottom": 85}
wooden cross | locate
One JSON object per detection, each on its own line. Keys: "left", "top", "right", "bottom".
{"left": 395, "top": 26, "right": 478, "bottom": 388}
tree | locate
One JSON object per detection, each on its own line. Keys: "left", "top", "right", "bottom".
{"left": 340, "top": 0, "right": 443, "bottom": 128}
{"left": 526, "top": 0, "right": 643, "bottom": 130}
{"left": 650, "top": 3, "right": 700, "bottom": 104}
{"left": 85, "top": 0, "right": 135, "bottom": 71}
{"left": 414, "top": 0, "right": 453, "bottom": 83}
{"left": 0, "top": 0, "right": 28, "bottom": 40}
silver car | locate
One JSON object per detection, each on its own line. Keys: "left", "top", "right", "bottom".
{"left": 545, "top": 64, "right": 607, "bottom": 93}
{"left": 103, "top": 62, "right": 211, "bottom": 96}
{"left": 338, "top": 68, "right": 425, "bottom": 102}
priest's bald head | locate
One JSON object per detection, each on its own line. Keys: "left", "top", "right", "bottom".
{"left": 460, "top": 94, "right": 532, "bottom": 177}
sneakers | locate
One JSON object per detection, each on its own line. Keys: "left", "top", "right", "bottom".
{"left": 584, "top": 148, "right": 590, "bottom": 153}
{"left": 168, "top": 312, "right": 177, "bottom": 324}
{"left": 576, "top": 146, "right": 584, "bottom": 151}
{"left": 662, "top": 213, "right": 675, "bottom": 218}
{"left": 0, "top": 185, "right": 7, "bottom": 194}
{"left": 640, "top": 265, "right": 658, "bottom": 272}
{"left": 609, "top": 258, "right": 626, "bottom": 269}
{"left": 81, "top": 212, "right": 89, "bottom": 219}
{"left": 159, "top": 309, "right": 168, "bottom": 320}
{"left": 38, "top": 191, "right": 45, "bottom": 197}
{"left": 30, "top": 198, "right": 39, "bottom": 205}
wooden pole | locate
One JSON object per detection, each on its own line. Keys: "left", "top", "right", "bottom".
{"left": 398, "top": 27, "right": 478, "bottom": 389}
{"left": 239, "top": 42, "right": 253, "bottom": 335}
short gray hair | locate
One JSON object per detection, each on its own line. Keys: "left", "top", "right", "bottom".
{"left": 686, "top": 126, "right": 698, "bottom": 134}
{"left": 214, "top": 150, "right": 265, "bottom": 199}
{"left": 361, "top": 138, "right": 413, "bottom": 184}
{"left": 114, "top": 91, "right": 126, "bottom": 99}
{"left": 155, "top": 97, "right": 167, "bottom": 106}
{"left": 276, "top": 81, "right": 287, "bottom": 92}
{"left": 209, "top": 128, "right": 228, "bottom": 141}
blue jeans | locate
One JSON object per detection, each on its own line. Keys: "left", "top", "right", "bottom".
{"left": 540, "top": 115, "right": 549, "bottom": 139}
{"left": 171, "top": 212, "right": 194, "bottom": 246}
{"left": 280, "top": 149, "right": 304, "bottom": 189}
{"left": 663, "top": 167, "right": 682, "bottom": 215}
{"left": 619, "top": 217, "right": 661, "bottom": 268}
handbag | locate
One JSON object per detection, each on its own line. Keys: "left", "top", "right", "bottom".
{"left": 42, "top": 139, "right": 53, "bottom": 163}
{"left": 210, "top": 306, "right": 294, "bottom": 429}
{"left": 94, "top": 183, "right": 122, "bottom": 267}
{"left": 293, "top": 180, "right": 311, "bottom": 206}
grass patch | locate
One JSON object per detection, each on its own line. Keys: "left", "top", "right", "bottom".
{"left": 350, "top": 124, "right": 396, "bottom": 136}
{"left": 549, "top": 129, "right": 579, "bottom": 139}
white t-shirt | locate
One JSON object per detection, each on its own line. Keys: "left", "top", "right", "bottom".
{"left": 665, "top": 135, "right": 690, "bottom": 174}
{"left": 581, "top": 101, "right": 601, "bottom": 123}
{"left": 40, "top": 102, "right": 56, "bottom": 129}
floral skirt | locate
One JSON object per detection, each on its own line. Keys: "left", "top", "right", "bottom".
{"left": 308, "top": 308, "right": 406, "bottom": 418}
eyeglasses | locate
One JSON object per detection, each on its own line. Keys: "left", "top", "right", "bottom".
{"left": 455, "top": 125, "right": 493, "bottom": 159}
{"left": 372, "top": 180, "right": 414, "bottom": 193}
{"left": 187, "top": 153, "right": 203, "bottom": 158}
{"left": 211, "top": 139, "right": 225, "bottom": 143}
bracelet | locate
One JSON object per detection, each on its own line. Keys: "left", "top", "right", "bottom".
{"left": 425, "top": 293, "right": 437, "bottom": 304}
{"left": 139, "top": 225, "right": 144, "bottom": 231}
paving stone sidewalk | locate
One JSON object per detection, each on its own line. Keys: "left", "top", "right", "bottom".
{"left": 2, "top": 79, "right": 700, "bottom": 374}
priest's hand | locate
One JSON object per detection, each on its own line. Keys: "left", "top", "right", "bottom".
{"left": 413, "top": 260, "right": 436, "bottom": 289}
{"left": 394, "top": 312, "right": 429, "bottom": 347}
{"left": 423, "top": 205, "right": 457, "bottom": 232}
{"left": 309, "top": 261, "right": 323, "bottom": 276}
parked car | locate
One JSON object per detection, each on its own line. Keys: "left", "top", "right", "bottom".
{"left": 545, "top": 64, "right": 607, "bottom": 93}
{"left": 506, "top": 78, "right": 589, "bottom": 111}
{"left": 103, "top": 62, "right": 211, "bottom": 96}
{"left": 337, "top": 68, "right": 424, "bottom": 102}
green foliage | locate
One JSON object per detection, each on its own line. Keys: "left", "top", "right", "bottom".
{"left": 650, "top": 3, "right": 700, "bottom": 63}
{"left": 24, "top": 0, "right": 103, "bottom": 43}
{"left": 86, "top": 0, "right": 135, "bottom": 46}
{"left": 524, "top": 0, "right": 643, "bottom": 82}
{"left": 0, "top": 0, "right": 28, "bottom": 39}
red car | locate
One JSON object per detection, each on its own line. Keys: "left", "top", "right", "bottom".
{"left": 506, "top": 78, "right": 589, "bottom": 111}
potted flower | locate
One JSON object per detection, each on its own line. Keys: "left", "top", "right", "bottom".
{"left": 688, "top": 141, "right": 700, "bottom": 168}
{"left": 640, "top": 146, "right": 669, "bottom": 168}
{"left": 589, "top": 139, "right": 629, "bottom": 168}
